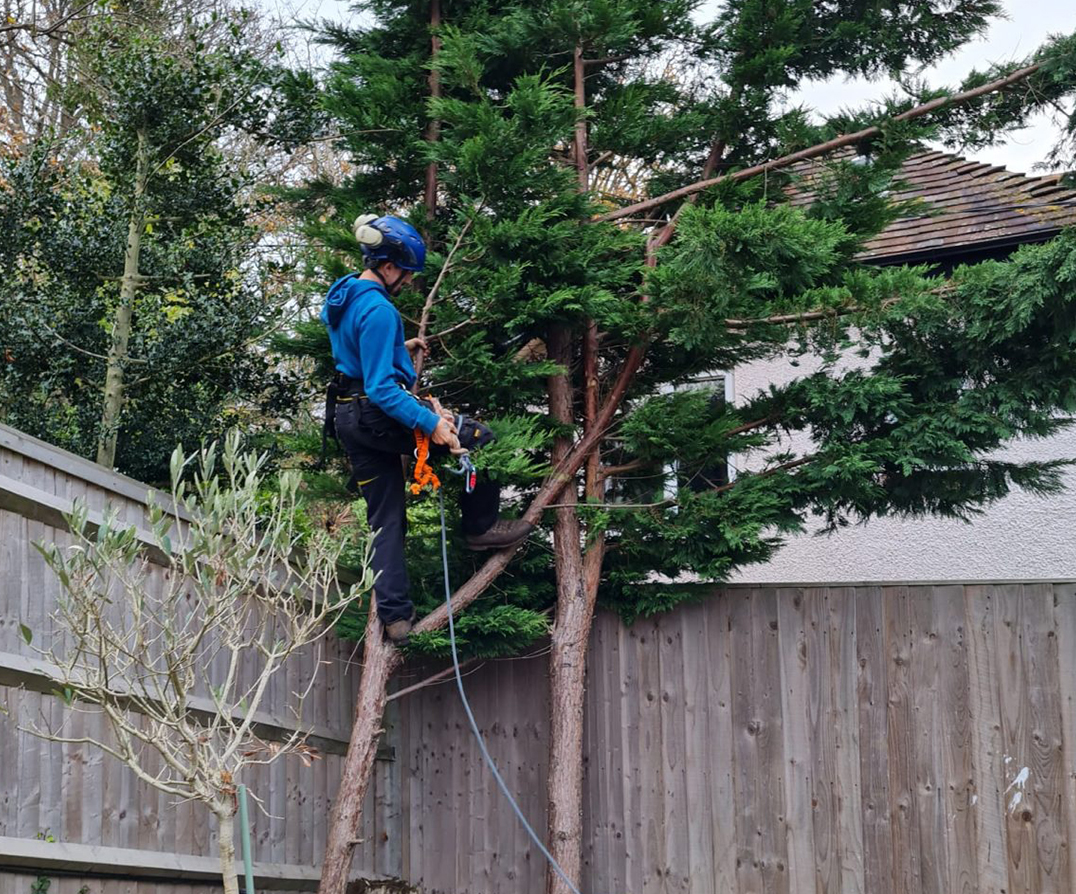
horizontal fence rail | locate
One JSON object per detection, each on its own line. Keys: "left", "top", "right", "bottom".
{"left": 0, "top": 423, "right": 399, "bottom": 890}
{"left": 5, "top": 422, "right": 1076, "bottom": 894}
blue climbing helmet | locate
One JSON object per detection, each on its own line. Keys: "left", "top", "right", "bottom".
{"left": 353, "top": 214, "right": 426, "bottom": 273}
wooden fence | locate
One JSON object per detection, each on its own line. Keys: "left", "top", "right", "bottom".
{"left": 0, "top": 423, "right": 403, "bottom": 892}
{"left": 398, "top": 582, "right": 1076, "bottom": 894}
{"left": 4, "top": 422, "right": 1076, "bottom": 893}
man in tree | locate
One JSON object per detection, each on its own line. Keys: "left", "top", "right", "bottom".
{"left": 323, "top": 214, "right": 534, "bottom": 641}
{"left": 291, "top": 3, "right": 1076, "bottom": 890}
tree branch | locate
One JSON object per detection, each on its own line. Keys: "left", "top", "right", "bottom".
{"left": 596, "top": 62, "right": 1044, "bottom": 223}
{"left": 412, "top": 216, "right": 473, "bottom": 384}
{"left": 582, "top": 54, "right": 632, "bottom": 67}
{"left": 713, "top": 455, "right": 816, "bottom": 493}
{"left": 386, "top": 658, "right": 485, "bottom": 702}
{"left": 0, "top": 0, "right": 95, "bottom": 37}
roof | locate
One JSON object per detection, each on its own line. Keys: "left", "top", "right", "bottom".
{"left": 787, "top": 150, "right": 1076, "bottom": 265}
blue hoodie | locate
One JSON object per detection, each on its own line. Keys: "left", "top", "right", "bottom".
{"left": 321, "top": 274, "right": 441, "bottom": 435}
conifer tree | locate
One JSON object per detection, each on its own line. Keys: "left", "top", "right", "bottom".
{"left": 285, "top": 3, "right": 1076, "bottom": 891}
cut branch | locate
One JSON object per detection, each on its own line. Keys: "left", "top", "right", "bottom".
{"left": 582, "top": 54, "right": 632, "bottom": 66}
{"left": 724, "top": 291, "right": 928, "bottom": 329}
{"left": 713, "top": 454, "right": 816, "bottom": 493}
{"left": 596, "top": 62, "right": 1043, "bottom": 223}
{"left": 724, "top": 306, "right": 864, "bottom": 329}
{"left": 386, "top": 658, "right": 484, "bottom": 703}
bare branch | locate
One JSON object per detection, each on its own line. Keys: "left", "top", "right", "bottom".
{"left": 411, "top": 216, "right": 475, "bottom": 383}
{"left": 596, "top": 62, "right": 1044, "bottom": 223}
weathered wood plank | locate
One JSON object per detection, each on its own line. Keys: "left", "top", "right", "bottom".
{"left": 1018, "top": 583, "right": 1068, "bottom": 892}
{"left": 18, "top": 523, "right": 45, "bottom": 841}
{"left": 636, "top": 616, "right": 667, "bottom": 893}
{"left": 678, "top": 603, "right": 719, "bottom": 894}
{"left": 730, "top": 588, "right": 763, "bottom": 894}
{"left": 933, "top": 585, "right": 977, "bottom": 894}
{"left": 312, "top": 640, "right": 331, "bottom": 869}
{"left": 754, "top": 587, "right": 789, "bottom": 894}
{"left": 657, "top": 610, "right": 691, "bottom": 892}
{"left": 884, "top": 585, "right": 923, "bottom": 893}
{"left": 805, "top": 586, "right": 840, "bottom": 894}
{"left": 994, "top": 582, "right": 1037, "bottom": 893}
{"left": 602, "top": 613, "right": 629, "bottom": 894}
{"left": 376, "top": 691, "right": 401, "bottom": 879}
{"left": 1053, "top": 582, "right": 1076, "bottom": 894}
{"left": 775, "top": 586, "right": 816, "bottom": 893}
{"left": 829, "top": 586, "right": 865, "bottom": 894}
{"left": 964, "top": 584, "right": 1009, "bottom": 893}
{"left": 730, "top": 587, "right": 789, "bottom": 894}
{"left": 855, "top": 586, "right": 893, "bottom": 894}
{"left": 908, "top": 585, "right": 947, "bottom": 894}
{"left": 704, "top": 592, "right": 737, "bottom": 894}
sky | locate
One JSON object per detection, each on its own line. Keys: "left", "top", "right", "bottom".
{"left": 274, "top": 0, "right": 1076, "bottom": 175}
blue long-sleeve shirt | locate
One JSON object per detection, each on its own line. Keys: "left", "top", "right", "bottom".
{"left": 321, "top": 275, "right": 441, "bottom": 435}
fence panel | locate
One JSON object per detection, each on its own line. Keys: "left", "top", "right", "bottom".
{"left": 400, "top": 583, "right": 1076, "bottom": 894}
{"left": 0, "top": 424, "right": 388, "bottom": 891}
{"left": 6, "top": 422, "right": 1076, "bottom": 894}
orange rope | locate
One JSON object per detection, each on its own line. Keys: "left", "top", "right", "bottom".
{"left": 411, "top": 429, "right": 441, "bottom": 495}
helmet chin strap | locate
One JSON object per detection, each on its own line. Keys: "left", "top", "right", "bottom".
{"left": 371, "top": 265, "right": 408, "bottom": 296}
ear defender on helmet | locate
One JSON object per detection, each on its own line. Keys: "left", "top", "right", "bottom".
{"left": 353, "top": 214, "right": 384, "bottom": 248}
{"left": 353, "top": 214, "right": 427, "bottom": 274}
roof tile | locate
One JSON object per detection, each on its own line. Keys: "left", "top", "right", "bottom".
{"left": 788, "top": 150, "right": 1076, "bottom": 263}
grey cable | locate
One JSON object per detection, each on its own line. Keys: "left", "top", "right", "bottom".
{"left": 436, "top": 488, "right": 585, "bottom": 894}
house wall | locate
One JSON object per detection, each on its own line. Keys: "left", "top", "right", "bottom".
{"left": 728, "top": 355, "right": 1076, "bottom": 584}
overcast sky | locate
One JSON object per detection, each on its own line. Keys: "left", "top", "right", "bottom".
{"left": 276, "top": 0, "right": 1076, "bottom": 175}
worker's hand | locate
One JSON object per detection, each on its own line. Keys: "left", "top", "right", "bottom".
{"left": 431, "top": 417, "right": 460, "bottom": 452}
{"left": 405, "top": 337, "right": 428, "bottom": 355}
{"left": 428, "top": 396, "right": 454, "bottom": 424}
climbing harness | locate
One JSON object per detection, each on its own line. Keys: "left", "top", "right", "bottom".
{"left": 410, "top": 409, "right": 489, "bottom": 495}
{"left": 435, "top": 488, "right": 586, "bottom": 894}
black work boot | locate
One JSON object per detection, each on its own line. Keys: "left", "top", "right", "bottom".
{"left": 465, "top": 518, "right": 534, "bottom": 551}
{"left": 385, "top": 611, "right": 417, "bottom": 644}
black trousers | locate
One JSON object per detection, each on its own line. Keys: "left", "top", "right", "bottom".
{"left": 334, "top": 398, "right": 500, "bottom": 624}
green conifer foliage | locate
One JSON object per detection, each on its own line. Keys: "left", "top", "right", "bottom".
{"left": 292, "top": 0, "right": 1076, "bottom": 621}
{"left": 285, "top": 3, "right": 1076, "bottom": 889}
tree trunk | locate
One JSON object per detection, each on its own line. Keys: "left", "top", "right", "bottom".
{"left": 572, "top": 45, "right": 588, "bottom": 191}
{"left": 318, "top": 608, "right": 403, "bottom": 894}
{"left": 423, "top": 0, "right": 442, "bottom": 222}
{"left": 96, "top": 127, "right": 149, "bottom": 469}
{"left": 546, "top": 571, "right": 601, "bottom": 894}
{"left": 544, "top": 323, "right": 590, "bottom": 894}
{"left": 217, "top": 808, "right": 241, "bottom": 894}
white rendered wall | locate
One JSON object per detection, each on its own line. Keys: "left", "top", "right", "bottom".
{"left": 728, "top": 356, "right": 1076, "bottom": 583}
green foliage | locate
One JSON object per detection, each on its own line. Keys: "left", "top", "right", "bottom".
{"left": 407, "top": 604, "right": 550, "bottom": 659}
{"left": 0, "top": 3, "right": 303, "bottom": 483}
{"left": 277, "top": 0, "right": 1076, "bottom": 643}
